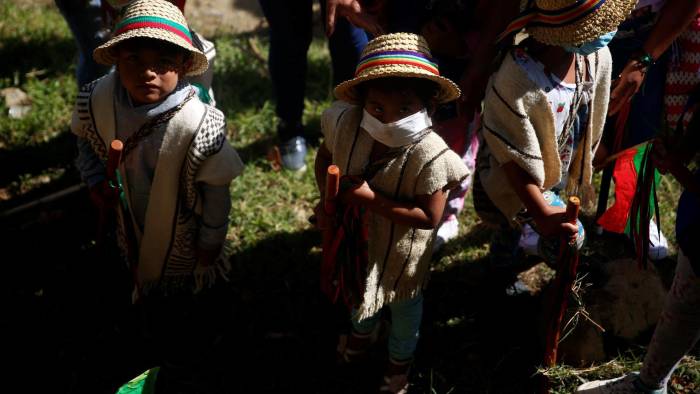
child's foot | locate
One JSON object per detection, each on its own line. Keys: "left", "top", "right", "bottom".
{"left": 433, "top": 214, "right": 459, "bottom": 253}
{"left": 576, "top": 372, "right": 666, "bottom": 393}
{"left": 379, "top": 358, "right": 411, "bottom": 394}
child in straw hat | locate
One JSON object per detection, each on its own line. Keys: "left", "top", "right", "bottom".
{"left": 101, "top": 0, "right": 219, "bottom": 106}
{"left": 314, "top": 32, "right": 469, "bottom": 393}
{"left": 71, "top": 0, "right": 243, "bottom": 389}
{"left": 473, "top": 0, "right": 635, "bottom": 269}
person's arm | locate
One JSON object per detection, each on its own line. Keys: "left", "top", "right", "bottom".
{"left": 195, "top": 183, "right": 231, "bottom": 266}
{"left": 502, "top": 161, "right": 578, "bottom": 238}
{"left": 457, "top": 0, "right": 520, "bottom": 120}
{"left": 325, "top": 0, "right": 385, "bottom": 37}
{"left": 609, "top": 0, "right": 700, "bottom": 115}
{"left": 340, "top": 177, "right": 447, "bottom": 229}
{"left": 652, "top": 137, "right": 700, "bottom": 196}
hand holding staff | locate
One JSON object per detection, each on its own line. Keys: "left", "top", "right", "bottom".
{"left": 543, "top": 196, "right": 581, "bottom": 368}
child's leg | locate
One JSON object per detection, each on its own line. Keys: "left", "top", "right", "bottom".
{"left": 386, "top": 294, "right": 424, "bottom": 362}
{"left": 343, "top": 308, "right": 383, "bottom": 362}
{"left": 639, "top": 248, "right": 700, "bottom": 389}
{"left": 376, "top": 295, "right": 423, "bottom": 393}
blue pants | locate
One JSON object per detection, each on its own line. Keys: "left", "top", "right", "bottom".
{"left": 352, "top": 294, "right": 423, "bottom": 361}
{"left": 55, "top": 0, "right": 110, "bottom": 87}
{"left": 258, "top": 0, "right": 368, "bottom": 139}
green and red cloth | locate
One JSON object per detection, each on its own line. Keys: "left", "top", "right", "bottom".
{"left": 597, "top": 143, "right": 660, "bottom": 234}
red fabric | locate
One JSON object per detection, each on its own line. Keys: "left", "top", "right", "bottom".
{"left": 320, "top": 204, "right": 369, "bottom": 309}
{"left": 597, "top": 148, "right": 638, "bottom": 233}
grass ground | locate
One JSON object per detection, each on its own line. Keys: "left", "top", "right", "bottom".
{"left": 1, "top": 2, "right": 698, "bottom": 393}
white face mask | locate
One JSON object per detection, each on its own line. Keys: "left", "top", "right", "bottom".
{"left": 360, "top": 109, "right": 432, "bottom": 147}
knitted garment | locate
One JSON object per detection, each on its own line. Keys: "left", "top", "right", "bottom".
{"left": 72, "top": 72, "right": 243, "bottom": 294}
{"left": 478, "top": 47, "right": 611, "bottom": 221}
{"left": 664, "top": 13, "right": 700, "bottom": 131}
{"left": 321, "top": 101, "right": 469, "bottom": 320}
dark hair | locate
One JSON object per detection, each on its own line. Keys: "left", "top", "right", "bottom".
{"left": 116, "top": 37, "right": 191, "bottom": 62}
{"left": 357, "top": 77, "right": 439, "bottom": 109}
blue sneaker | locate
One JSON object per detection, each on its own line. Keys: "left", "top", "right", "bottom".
{"left": 278, "top": 136, "right": 307, "bottom": 172}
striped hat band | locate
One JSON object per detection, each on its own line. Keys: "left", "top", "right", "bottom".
{"left": 498, "top": 0, "right": 606, "bottom": 41}
{"left": 115, "top": 15, "right": 193, "bottom": 45}
{"left": 355, "top": 50, "right": 440, "bottom": 77}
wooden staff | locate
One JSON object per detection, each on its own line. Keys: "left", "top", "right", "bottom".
{"left": 96, "top": 140, "right": 123, "bottom": 250}
{"left": 320, "top": 165, "right": 341, "bottom": 301}
{"left": 106, "top": 140, "right": 123, "bottom": 185}
{"left": 543, "top": 196, "right": 581, "bottom": 368}
{"left": 324, "top": 165, "right": 340, "bottom": 215}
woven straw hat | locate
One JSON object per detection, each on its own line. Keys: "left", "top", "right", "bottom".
{"left": 334, "top": 33, "right": 460, "bottom": 104}
{"left": 93, "top": 0, "right": 208, "bottom": 76}
{"left": 500, "top": 0, "right": 637, "bottom": 46}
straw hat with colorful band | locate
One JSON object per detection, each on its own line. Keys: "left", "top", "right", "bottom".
{"left": 93, "top": 0, "right": 208, "bottom": 76}
{"left": 334, "top": 33, "right": 461, "bottom": 104}
{"left": 497, "top": 0, "right": 636, "bottom": 46}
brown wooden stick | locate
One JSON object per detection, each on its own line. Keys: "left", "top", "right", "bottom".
{"left": 324, "top": 165, "right": 340, "bottom": 215}
{"left": 106, "top": 139, "right": 123, "bottom": 184}
{"left": 543, "top": 196, "right": 581, "bottom": 368}
{"left": 96, "top": 140, "right": 124, "bottom": 250}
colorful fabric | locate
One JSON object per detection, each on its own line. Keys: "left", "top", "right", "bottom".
{"left": 664, "top": 13, "right": 700, "bottom": 131}
{"left": 597, "top": 146, "right": 640, "bottom": 233}
{"left": 501, "top": 0, "right": 607, "bottom": 40}
{"left": 321, "top": 201, "right": 369, "bottom": 309}
{"left": 115, "top": 368, "right": 159, "bottom": 394}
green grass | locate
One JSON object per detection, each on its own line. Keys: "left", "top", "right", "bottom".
{"left": 1, "top": 2, "right": 697, "bottom": 393}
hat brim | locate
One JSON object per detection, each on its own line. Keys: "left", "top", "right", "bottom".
{"left": 93, "top": 28, "right": 209, "bottom": 76}
{"left": 334, "top": 69, "right": 461, "bottom": 104}
{"left": 528, "top": 0, "right": 637, "bottom": 46}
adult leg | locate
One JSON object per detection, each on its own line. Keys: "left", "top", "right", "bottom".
{"left": 55, "top": 0, "right": 110, "bottom": 87}
{"left": 259, "top": 0, "right": 313, "bottom": 170}
{"left": 639, "top": 248, "right": 700, "bottom": 389}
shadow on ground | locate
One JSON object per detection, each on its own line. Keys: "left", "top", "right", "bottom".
{"left": 3, "top": 191, "right": 563, "bottom": 394}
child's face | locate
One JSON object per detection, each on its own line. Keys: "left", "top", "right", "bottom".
{"left": 363, "top": 86, "right": 425, "bottom": 123}
{"left": 117, "top": 45, "right": 186, "bottom": 105}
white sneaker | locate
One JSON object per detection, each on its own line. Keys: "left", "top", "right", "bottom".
{"left": 648, "top": 220, "right": 669, "bottom": 261}
{"left": 433, "top": 215, "right": 459, "bottom": 253}
{"left": 518, "top": 223, "right": 540, "bottom": 256}
{"left": 576, "top": 372, "right": 666, "bottom": 393}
